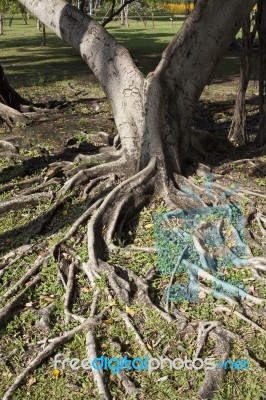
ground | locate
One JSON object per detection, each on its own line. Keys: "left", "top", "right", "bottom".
{"left": 0, "top": 15, "right": 266, "bottom": 400}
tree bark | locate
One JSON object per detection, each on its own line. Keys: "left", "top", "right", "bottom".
{"left": 257, "top": 0, "right": 266, "bottom": 147}
{"left": 18, "top": 0, "right": 257, "bottom": 176}
{"left": 120, "top": 0, "right": 129, "bottom": 27}
{"left": 228, "top": 16, "right": 253, "bottom": 145}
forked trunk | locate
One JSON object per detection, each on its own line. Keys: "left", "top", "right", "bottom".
{"left": 18, "top": 0, "right": 257, "bottom": 174}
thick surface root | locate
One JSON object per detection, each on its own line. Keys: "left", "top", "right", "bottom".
{"left": 0, "top": 151, "right": 265, "bottom": 400}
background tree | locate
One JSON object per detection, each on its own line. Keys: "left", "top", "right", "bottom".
{"left": 257, "top": 0, "right": 266, "bottom": 147}
{"left": 0, "top": 0, "right": 30, "bottom": 25}
{"left": 228, "top": 11, "right": 256, "bottom": 145}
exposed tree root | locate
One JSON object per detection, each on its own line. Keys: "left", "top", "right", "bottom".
{"left": 0, "top": 192, "right": 53, "bottom": 216}
{"left": 0, "top": 176, "right": 43, "bottom": 195}
{"left": 214, "top": 305, "right": 266, "bottom": 335}
{"left": 185, "top": 260, "right": 265, "bottom": 305}
{"left": 86, "top": 157, "right": 156, "bottom": 269}
{"left": 1, "top": 150, "right": 265, "bottom": 400}
{"left": 194, "top": 321, "right": 223, "bottom": 359}
{"left": 0, "top": 275, "right": 42, "bottom": 326}
{"left": 110, "top": 340, "right": 139, "bottom": 398}
{"left": 2, "top": 313, "right": 104, "bottom": 400}
{"left": 0, "top": 102, "right": 28, "bottom": 127}
{"left": 197, "top": 327, "right": 235, "bottom": 399}
{"left": 0, "top": 253, "right": 50, "bottom": 302}
{"left": 85, "top": 288, "right": 111, "bottom": 400}
{"left": 64, "top": 262, "right": 77, "bottom": 324}
{"left": 0, "top": 242, "right": 44, "bottom": 272}
{"left": 109, "top": 244, "right": 155, "bottom": 253}
{"left": 59, "top": 158, "right": 128, "bottom": 195}
{"left": 166, "top": 244, "right": 189, "bottom": 312}
{"left": 120, "top": 311, "right": 153, "bottom": 358}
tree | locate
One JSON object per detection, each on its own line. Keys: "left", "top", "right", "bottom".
{"left": 1, "top": 1, "right": 260, "bottom": 399}
{"left": 16, "top": 0, "right": 256, "bottom": 175}
{"left": 0, "top": 0, "right": 30, "bottom": 25}
{"left": 228, "top": 12, "right": 256, "bottom": 145}
{"left": 257, "top": 0, "right": 266, "bottom": 147}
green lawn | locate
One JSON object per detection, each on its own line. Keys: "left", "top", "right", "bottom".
{"left": 1, "top": 15, "right": 181, "bottom": 88}
{"left": 1, "top": 13, "right": 248, "bottom": 89}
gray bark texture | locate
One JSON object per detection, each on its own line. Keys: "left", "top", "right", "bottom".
{"left": 257, "top": 0, "right": 266, "bottom": 147}
{"left": 228, "top": 17, "right": 253, "bottom": 145}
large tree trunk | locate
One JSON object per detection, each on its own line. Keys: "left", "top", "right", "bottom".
{"left": 257, "top": 0, "right": 266, "bottom": 147}
{"left": 19, "top": 0, "right": 256, "bottom": 179}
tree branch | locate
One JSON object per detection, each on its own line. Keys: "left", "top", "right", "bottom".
{"left": 102, "top": 0, "right": 136, "bottom": 27}
{"left": 19, "top": 0, "right": 144, "bottom": 155}
{"left": 154, "top": 0, "right": 258, "bottom": 116}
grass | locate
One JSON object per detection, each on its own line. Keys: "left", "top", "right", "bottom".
{"left": 0, "top": 13, "right": 265, "bottom": 400}
{"left": 1, "top": 14, "right": 180, "bottom": 87}
{"left": 1, "top": 13, "right": 251, "bottom": 86}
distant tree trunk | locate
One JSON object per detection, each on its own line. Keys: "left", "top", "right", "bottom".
{"left": 22, "top": 13, "right": 28, "bottom": 24}
{"left": 120, "top": 0, "right": 125, "bottom": 25}
{"left": 0, "top": 14, "right": 4, "bottom": 35}
{"left": 88, "top": 0, "right": 93, "bottom": 15}
{"left": 120, "top": 0, "right": 129, "bottom": 26}
{"left": 257, "top": 0, "right": 266, "bottom": 147}
{"left": 228, "top": 16, "right": 253, "bottom": 145}
{"left": 185, "top": 0, "right": 192, "bottom": 16}
{"left": 42, "top": 24, "right": 46, "bottom": 45}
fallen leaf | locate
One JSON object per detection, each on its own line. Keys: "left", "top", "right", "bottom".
{"left": 102, "top": 319, "right": 112, "bottom": 325}
{"left": 81, "top": 287, "right": 91, "bottom": 293}
{"left": 156, "top": 376, "right": 168, "bottom": 382}
{"left": 52, "top": 370, "right": 60, "bottom": 380}
{"left": 144, "top": 223, "right": 154, "bottom": 229}
{"left": 126, "top": 306, "right": 136, "bottom": 317}
{"left": 41, "top": 296, "right": 55, "bottom": 302}
{"left": 27, "top": 376, "right": 37, "bottom": 387}
{"left": 147, "top": 343, "right": 153, "bottom": 351}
